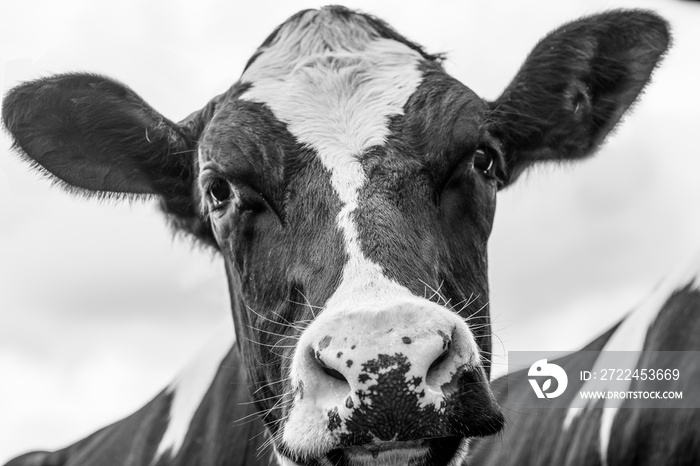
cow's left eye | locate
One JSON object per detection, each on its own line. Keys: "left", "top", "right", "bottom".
{"left": 474, "top": 148, "right": 495, "bottom": 176}
{"left": 207, "top": 178, "right": 233, "bottom": 207}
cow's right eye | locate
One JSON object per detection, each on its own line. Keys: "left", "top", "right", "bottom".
{"left": 207, "top": 179, "right": 232, "bottom": 207}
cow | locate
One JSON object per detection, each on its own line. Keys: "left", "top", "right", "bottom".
{"left": 2, "top": 6, "right": 670, "bottom": 466}
{"left": 468, "top": 252, "right": 700, "bottom": 466}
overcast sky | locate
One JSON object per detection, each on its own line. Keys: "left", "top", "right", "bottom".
{"left": 1, "top": 0, "right": 699, "bottom": 462}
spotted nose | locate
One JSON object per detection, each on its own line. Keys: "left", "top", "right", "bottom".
{"left": 308, "top": 318, "right": 458, "bottom": 407}
{"left": 288, "top": 298, "right": 500, "bottom": 443}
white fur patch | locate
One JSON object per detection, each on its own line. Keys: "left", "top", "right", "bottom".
{"left": 153, "top": 322, "right": 236, "bottom": 461}
{"left": 563, "top": 251, "right": 700, "bottom": 465}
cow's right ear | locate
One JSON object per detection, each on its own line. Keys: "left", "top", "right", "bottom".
{"left": 2, "top": 73, "right": 219, "bottom": 244}
{"left": 489, "top": 10, "right": 670, "bottom": 186}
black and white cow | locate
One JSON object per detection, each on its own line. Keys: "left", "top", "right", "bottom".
{"left": 2, "top": 6, "right": 670, "bottom": 466}
{"left": 468, "top": 253, "right": 700, "bottom": 466}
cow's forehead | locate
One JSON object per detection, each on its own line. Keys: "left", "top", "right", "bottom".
{"left": 199, "top": 6, "right": 484, "bottom": 183}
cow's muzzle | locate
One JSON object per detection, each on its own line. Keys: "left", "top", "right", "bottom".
{"left": 279, "top": 298, "right": 503, "bottom": 461}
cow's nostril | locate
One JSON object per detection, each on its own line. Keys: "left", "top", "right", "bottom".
{"left": 426, "top": 334, "right": 460, "bottom": 390}
{"left": 311, "top": 347, "right": 349, "bottom": 383}
{"left": 322, "top": 366, "right": 348, "bottom": 382}
{"left": 429, "top": 348, "right": 449, "bottom": 373}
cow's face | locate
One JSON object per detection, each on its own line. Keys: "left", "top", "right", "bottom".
{"left": 198, "top": 9, "right": 504, "bottom": 463}
{"left": 2, "top": 6, "right": 669, "bottom": 466}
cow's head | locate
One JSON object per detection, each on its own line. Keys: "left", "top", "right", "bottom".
{"left": 2, "top": 6, "right": 669, "bottom": 466}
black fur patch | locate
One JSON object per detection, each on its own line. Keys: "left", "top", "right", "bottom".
{"left": 333, "top": 353, "right": 501, "bottom": 445}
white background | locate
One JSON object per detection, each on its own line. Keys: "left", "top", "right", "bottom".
{"left": 1, "top": 0, "right": 699, "bottom": 462}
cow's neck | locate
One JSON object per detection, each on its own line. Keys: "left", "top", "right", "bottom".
{"left": 152, "top": 322, "right": 268, "bottom": 464}
{"left": 154, "top": 323, "right": 235, "bottom": 458}
{"left": 562, "top": 251, "right": 700, "bottom": 459}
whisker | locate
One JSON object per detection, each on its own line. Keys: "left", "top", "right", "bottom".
{"left": 258, "top": 424, "right": 287, "bottom": 458}
{"left": 419, "top": 279, "right": 448, "bottom": 305}
{"left": 295, "top": 289, "right": 319, "bottom": 319}
{"left": 246, "top": 324, "right": 300, "bottom": 341}
{"left": 251, "top": 377, "right": 293, "bottom": 396}
{"left": 230, "top": 410, "right": 264, "bottom": 426}
{"left": 455, "top": 294, "right": 479, "bottom": 313}
{"left": 246, "top": 306, "right": 301, "bottom": 331}
{"left": 243, "top": 337, "right": 297, "bottom": 351}
{"left": 271, "top": 306, "right": 312, "bottom": 331}
{"left": 286, "top": 299, "right": 323, "bottom": 310}
{"left": 239, "top": 393, "right": 288, "bottom": 406}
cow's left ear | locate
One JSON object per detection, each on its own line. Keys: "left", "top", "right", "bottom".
{"left": 490, "top": 10, "right": 670, "bottom": 187}
{"left": 2, "top": 73, "right": 219, "bottom": 243}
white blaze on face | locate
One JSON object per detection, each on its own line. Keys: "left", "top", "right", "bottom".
{"left": 240, "top": 9, "right": 424, "bottom": 309}
{"left": 563, "top": 250, "right": 700, "bottom": 465}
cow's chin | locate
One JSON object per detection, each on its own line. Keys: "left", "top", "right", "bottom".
{"left": 278, "top": 437, "right": 466, "bottom": 466}
{"left": 330, "top": 437, "right": 465, "bottom": 466}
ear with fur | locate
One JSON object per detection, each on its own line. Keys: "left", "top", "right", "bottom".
{"left": 490, "top": 10, "right": 671, "bottom": 186}
{"left": 2, "top": 73, "right": 218, "bottom": 244}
